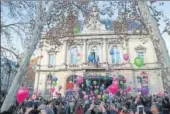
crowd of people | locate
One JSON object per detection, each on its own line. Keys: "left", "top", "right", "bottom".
{"left": 0, "top": 90, "right": 170, "bottom": 114}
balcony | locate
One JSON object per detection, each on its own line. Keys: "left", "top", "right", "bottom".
{"left": 35, "top": 62, "right": 160, "bottom": 72}
{"left": 68, "top": 64, "right": 81, "bottom": 69}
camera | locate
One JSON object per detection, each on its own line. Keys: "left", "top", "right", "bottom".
{"left": 137, "top": 105, "right": 144, "bottom": 114}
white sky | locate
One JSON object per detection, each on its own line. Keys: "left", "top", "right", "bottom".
{"left": 1, "top": 1, "right": 170, "bottom": 56}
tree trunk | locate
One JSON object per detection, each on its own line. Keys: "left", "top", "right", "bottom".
{"left": 0, "top": 1, "right": 54, "bottom": 112}
{"left": 138, "top": 1, "right": 170, "bottom": 98}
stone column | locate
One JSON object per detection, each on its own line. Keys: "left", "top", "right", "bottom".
{"left": 64, "top": 40, "right": 68, "bottom": 69}
{"left": 83, "top": 40, "right": 87, "bottom": 64}
{"left": 127, "top": 39, "right": 136, "bottom": 95}
{"left": 105, "top": 39, "right": 108, "bottom": 64}
{"left": 102, "top": 39, "right": 107, "bottom": 66}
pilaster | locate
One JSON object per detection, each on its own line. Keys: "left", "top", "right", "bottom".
{"left": 64, "top": 40, "right": 68, "bottom": 69}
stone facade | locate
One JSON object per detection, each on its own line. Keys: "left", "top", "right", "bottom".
{"left": 33, "top": 35, "right": 164, "bottom": 96}
{"left": 33, "top": 7, "right": 164, "bottom": 97}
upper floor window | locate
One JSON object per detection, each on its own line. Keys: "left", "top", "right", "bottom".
{"left": 137, "top": 51, "right": 144, "bottom": 60}
{"left": 109, "top": 47, "right": 121, "bottom": 64}
{"left": 88, "top": 46, "right": 100, "bottom": 64}
{"left": 70, "top": 46, "right": 82, "bottom": 65}
{"left": 135, "top": 45, "right": 146, "bottom": 62}
{"left": 49, "top": 54, "right": 55, "bottom": 67}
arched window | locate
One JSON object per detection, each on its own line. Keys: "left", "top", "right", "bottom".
{"left": 88, "top": 46, "right": 100, "bottom": 63}
{"left": 66, "top": 75, "right": 77, "bottom": 83}
{"left": 109, "top": 47, "right": 121, "bottom": 64}
{"left": 70, "top": 46, "right": 82, "bottom": 65}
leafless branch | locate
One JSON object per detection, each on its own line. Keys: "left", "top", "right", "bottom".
{"left": 1, "top": 22, "right": 31, "bottom": 28}
{"left": 1, "top": 46, "right": 20, "bottom": 60}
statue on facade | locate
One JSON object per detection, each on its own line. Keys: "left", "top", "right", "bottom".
{"left": 83, "top": 5, "right": 106, "bottom": 33}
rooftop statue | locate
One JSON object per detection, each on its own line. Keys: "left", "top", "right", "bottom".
{"left": 82, "top": 6, "right": 106, "bottom": 33}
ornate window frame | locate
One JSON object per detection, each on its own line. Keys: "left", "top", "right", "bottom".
{"left": 135, "top": 45, "right": 146, "bottom": 52}
{"left": 109, "top": 46, "right": 122, "bottom": 64}
{"left": 68, "top": 45, "right": 83, "bottom": 66}
{"left": 135, "top": 45, "right": 146, "bottom": 62}
{"left": 88, "top": 45, "right": 101, "bottom": 63}
{"left": 47, "top": 48, "right": 57, "bottom": 68}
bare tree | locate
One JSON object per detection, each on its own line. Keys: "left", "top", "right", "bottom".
{"left": 1, "top": 0, "right": 86, "bottom": 111}
{"left": 138, "top": 1, "right": 170, "bottom": 98}
{"left": 1, "top": 1, "right": 35, "bottom": 52}
{"left": 0, "top": 1, "right": 55, "bottom": 112}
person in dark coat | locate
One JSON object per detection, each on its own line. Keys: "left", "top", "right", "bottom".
{"left": 28, "top": 104, "right": 41, "bottom": 114}
{"left": 162, "top": 97, "right": 170, "bottom": 114}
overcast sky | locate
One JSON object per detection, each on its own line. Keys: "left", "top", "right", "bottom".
{"left": 1, "top": 1, "right": 170, "bottom": 56}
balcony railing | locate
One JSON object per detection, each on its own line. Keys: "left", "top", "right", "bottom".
{"left": 68, "top": 64, "right": 80, "bottom": 68}
{"left": 35, "top": 62, "right": 160, "bottom": 71}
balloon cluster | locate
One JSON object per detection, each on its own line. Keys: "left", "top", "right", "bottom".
{"left": 77, "top": 75, "right": 132, "bottom": 104}
{"left": 47, "top": 75, "right": 58, "bottom": 87}
{"left": 47, "top": 75, "right": 60, "bottom": 95}
{"left": 51, "top": 77, "right": 58, "bottom": 86}
{"left": 81, "top": 89, "right": 109, "bottom": 103}
{"left": 108, "top": 77, "right": 131, "bottom": 95}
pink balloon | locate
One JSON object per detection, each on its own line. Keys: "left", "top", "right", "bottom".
{"left": 123, "top": 54, "right": 129, "bottom": 61}
{"left": 127, "top": 86, "right": 131, "bottom": 92}
{"left": 16, "top": 87, "right": 29, "bottom": 104}
{"left": 108, "top": 85, "right": 118, "bottom": 94}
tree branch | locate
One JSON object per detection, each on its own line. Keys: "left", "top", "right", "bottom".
{"left": 1, "top": 22, "right": 30, "bottom": 28}
{"left": 1, "top": 46, "right": 20, "bottom": 60}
